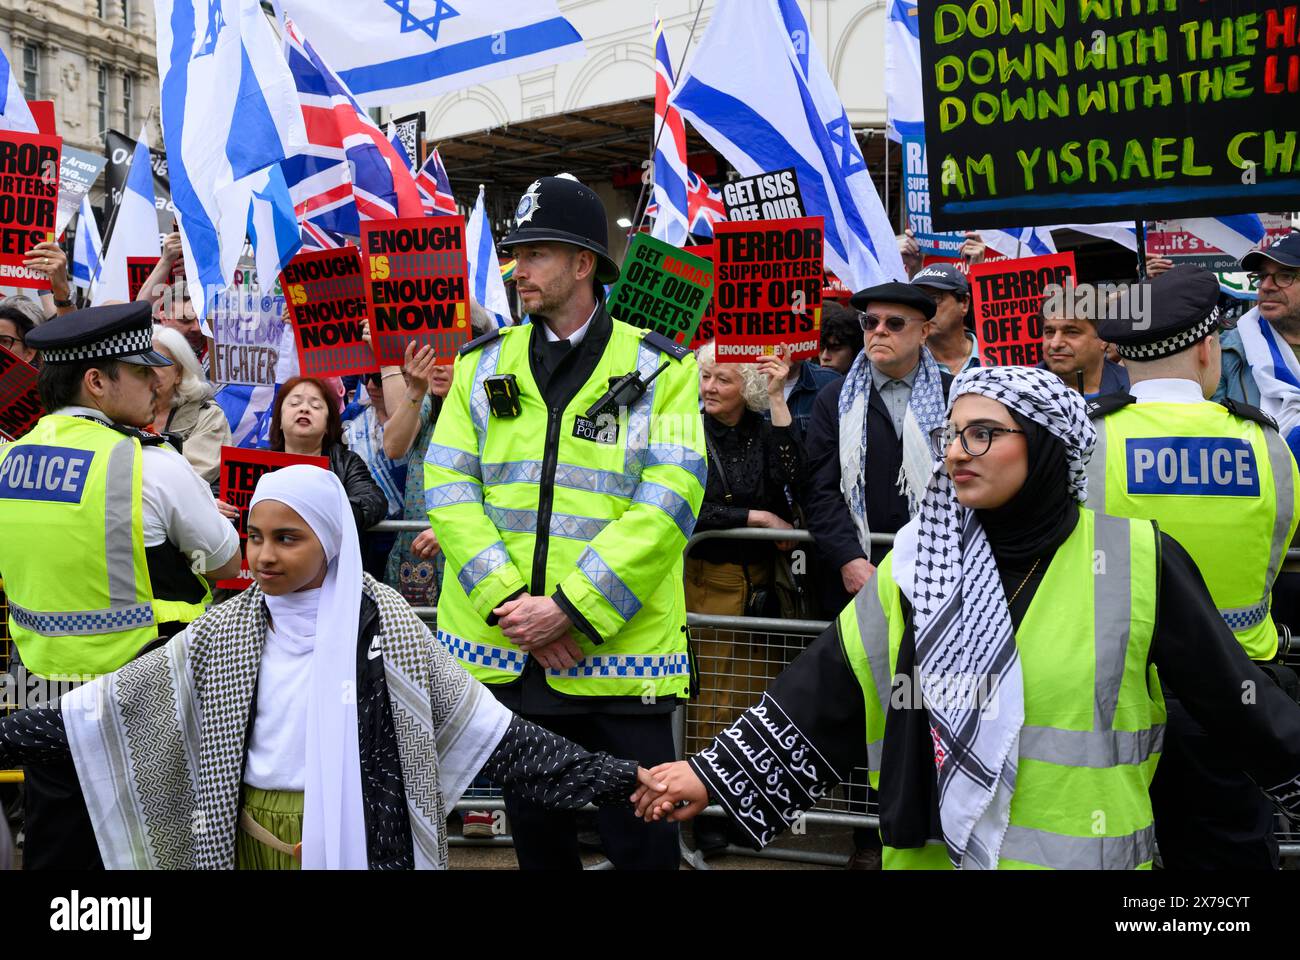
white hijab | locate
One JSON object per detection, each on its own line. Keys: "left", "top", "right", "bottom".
{"left": 250, "top": 464, "right": 366, "bottom": 870}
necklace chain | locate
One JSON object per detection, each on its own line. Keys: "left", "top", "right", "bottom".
{"left": 1008, "top": 558, "right": 1041, "bottom": 606}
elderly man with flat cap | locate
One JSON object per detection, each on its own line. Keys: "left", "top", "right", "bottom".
{"left": 1088, "top": 264, "right": 1300, "bottom": 870}
{"left": 0, "top": 302, "right": 241, "bottom": 869}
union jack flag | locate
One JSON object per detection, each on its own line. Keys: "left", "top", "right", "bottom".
{"left": 415, "top": 148, "right": 457, "bottom": 216}
{"left": 646, "top": 170, "right": 727, "bottom": 240}
{"left": 280, "top": 17, "right": 423, "bottom": 239}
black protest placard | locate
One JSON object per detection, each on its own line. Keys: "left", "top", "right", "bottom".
{"left": 920, "top": 0, "right": 1300, "bottom": 229}
{"left": 0, "top": 345, "right": 42, "bottom": 440}
{"left": 970, "top": 252, "right": 1076, "bottom": 366}
{"left": 721, "top": 168, "right": 805, "bottom": 222}
{"left": 216, "top": 447, "right": 329, "bottom": 589}
{"left": 362, "top": 217, "right": 470, "bottom": 366}
{"left": 713, "top": 217, "right": 824, "bottom": 362}
{"left": 0, "top": 130, "right": 61, "bottom": 290}
{"left": 282, "top": 248, "right": 377, "bottom": 378}
{"left": 607, "top": 233, "right": 714, "bottom": 345}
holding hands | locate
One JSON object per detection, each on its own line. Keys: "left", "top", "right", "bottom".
{"left": 630, "top": 761, "right": 708, "bottom": 822}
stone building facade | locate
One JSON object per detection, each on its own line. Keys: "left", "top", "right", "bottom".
{"left": 0, "top": 0, "right": 160, "bottom": 157}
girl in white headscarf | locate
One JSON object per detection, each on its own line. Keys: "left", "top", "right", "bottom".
{"left": 0, "top": 465, "right": 658, "bottom": 869}
{"left": 629, "top": 366, "right": 1300, "bottom": 870}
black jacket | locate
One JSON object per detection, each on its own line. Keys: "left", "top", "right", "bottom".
{"left": 326, "top": 442, "right": 390, "bottom": 534}
{"left": 802, "top": 369, "right": 953, "bottom": 615}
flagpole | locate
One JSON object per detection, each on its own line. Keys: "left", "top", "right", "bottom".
{"left": 98, "top": 105, "right": 161, "bottom": 257}
{"left": 629, "top": 0, "right": 706, "bottom": 242}
{"left": 1134, "top": 218, "right": 1148, "bottom": 278}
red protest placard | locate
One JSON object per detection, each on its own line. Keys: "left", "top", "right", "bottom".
{"left": 688, "top": 242, "right": 715, "bottom": 351}
{"left": 281, "top": 248, "right": 377, "bottom": 378}
{"left": 0, "top": 345, "right": 42, "bottom": 440}
{"left": 362, "top": 217, "right": 470, "bottom": 366}
{"left": 127, "top": 256, "right": 186, "bottom": 302}
{"left": 713, "top": 217, "right": 824, "bottom": 363}
{"left": 0, "top": 130, "right": 61, "bottom": 290}
{"left": 969, "top": 252, "right": 1077, "bottom": 367}
{"left": 216, "top": 447, "right": 330, "bottom": 590}
{"left": 1145, "top": 214, "right": 1292, "bottom": 272}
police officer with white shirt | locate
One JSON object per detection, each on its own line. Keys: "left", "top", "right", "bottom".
{"left": 0, "top": 302, "right": 241, "bottom": 869}
{"left": 1087, "top": 265, "right": 1300, "bottom": 869}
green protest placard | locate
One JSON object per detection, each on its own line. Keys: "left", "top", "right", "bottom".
{"left": 607, "top": 233, "right": 714, "bottom": 346}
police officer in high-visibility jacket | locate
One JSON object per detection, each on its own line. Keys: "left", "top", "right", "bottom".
{"left": 1088, "top": 265, "right": 1300, "bottom": 869}
{"left": 0, "top": 302, "right": 242, "bottom": 869}
{"left": 425, "top": 177, "right": 705, "bottom": 870}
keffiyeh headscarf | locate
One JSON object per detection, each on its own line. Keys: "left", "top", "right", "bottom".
{"left": 891, "top": 365, "right": 1096, "bottom": 869}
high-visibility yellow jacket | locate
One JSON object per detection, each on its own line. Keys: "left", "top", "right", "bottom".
{"left": 425, "top": 316, "right": 705, "bottom": 700}
{"left": 0, "top": 414, "right": 211, "bottom": 680}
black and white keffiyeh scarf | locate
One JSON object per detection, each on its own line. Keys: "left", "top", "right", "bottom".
{"left": 838, "top": 346, "right": 947, "bottom": 555}
{"left": 891, "top": 365, "right": 1096, "bottom": 868}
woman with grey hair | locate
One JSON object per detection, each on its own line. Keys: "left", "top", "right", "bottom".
{"left": 150, "top": 324, "right": 232, "bottom": 485}
{"left": 685, "top": 340, "right": 807, "bottom": 853}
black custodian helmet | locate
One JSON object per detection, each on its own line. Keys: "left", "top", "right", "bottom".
{"left": 500, "top": 176, "right": 621, "bottom": 284}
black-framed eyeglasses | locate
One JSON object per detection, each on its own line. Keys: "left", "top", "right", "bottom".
{"left": 1249, "top": 269, "right": 1298, "bottom": 290}
{"left": 860, "top": 312, "right": 918, "bottom": 333}
{"left": 930, "top": 423, "right": 1026, "bottom": 458}
{"left": 0, "top": 334, "right": 22, "bottom": 353}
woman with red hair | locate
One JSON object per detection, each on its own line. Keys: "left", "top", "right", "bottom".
{"left": 270, "top": 376, "right": 388, "bottom": 535}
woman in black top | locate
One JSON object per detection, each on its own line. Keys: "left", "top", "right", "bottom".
{"left": 686, "top": 342, "right": 804, "bottom": 852}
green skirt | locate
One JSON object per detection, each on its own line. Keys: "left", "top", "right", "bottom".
{"left": 236, "top": 785, "right": 304, "bottom": 871}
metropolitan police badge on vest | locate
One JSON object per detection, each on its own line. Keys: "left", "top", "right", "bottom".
{"left": 572, "top": 412, "right": 619, "bottom": 445}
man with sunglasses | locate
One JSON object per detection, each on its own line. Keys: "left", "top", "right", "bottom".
{"left": 1087, "top": 264, "right": 1300, "bottom": 870}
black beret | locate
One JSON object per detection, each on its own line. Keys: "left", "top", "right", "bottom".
{"left": 849, "top": 281, "right": 937, "bottom": 320}
{"left": 25, "top": 301, "right": 172, "bottom": 366}
{"left": 1096, "top": 265, "right": 1220, "bottom": 362}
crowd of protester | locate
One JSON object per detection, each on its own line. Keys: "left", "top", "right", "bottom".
{"left": 2, "top": 220, "right": 1297, "bottom": 870}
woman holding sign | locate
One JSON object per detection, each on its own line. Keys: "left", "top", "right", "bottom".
{"left": 632, "top": 365, "right": 1300, "bottom": 869}
{"left": 268, "top": 375, "right": 388, "bottom": 536}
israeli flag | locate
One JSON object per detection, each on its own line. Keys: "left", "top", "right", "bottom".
{"left": 247, "top": 164, "right": 301, "bottom": 295}
{"left": 1056, "top": 222, "right": 1138, "bottom": 252}
{"left": 884, "top": 0, "right": 923, "bottom": 142}
{"left": 71, "top": 195, "right": 104, "bottom": 291}
{"left": 983, "top": 226, "right": 1057, "bottom": 260}
{"left": 1178, "top": 215, "right": 1267, "bottom": 260}
{"left": 276, "top": 0, "right": 585, "bottom": 107}
{"left": 92, "top": 130, "right": 161, "bottom": 305}
{"left": 465, "top": 184, "right": 511, "bottom": 328}
{"left": 672, "top": 0, "right": 904, "bottom": 290}
{"left": 0, "top": 47, "right": 37, "bottom": 134}
{"left": 156, "top": 0, "right": 307, "bottom": 318}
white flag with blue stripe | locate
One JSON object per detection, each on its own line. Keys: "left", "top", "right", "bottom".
{"left": 983, "top": 226, "right": 1057, "bottom": 260}
{"left": 275, "top": 0, "right": 585, "bottom": 108}
{"left": 247, "top": 164, "right": 302, "bottom": 294}
{"left": 93, "top": 129, "right": 161, "bottom": 305}
{"left": 884, "top": 0, "right": 923, "bottom": 142}
{"left": 1056, "top": 222, "right": 1138, "bottom": 252}
{"left": 1177, "top": 215, "right": 1266, "bottom": 260}
{"left": 71, "top": 195, "right": 104, "bottom": 291}
{"left": 671, "top": 0, "right": 904, "bottom": 290}
{"left": 0, "top": 46, "right": 37, "bottom": 134}
{"left": 155, "top": 0, "right": 308, "bottom": 317}
{"left": 466, "top": 184, "right": 511, "bottom": 328}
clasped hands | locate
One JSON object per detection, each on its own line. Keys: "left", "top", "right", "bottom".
{"left": 493, "top": 594, "right": 585, "bottom": 670}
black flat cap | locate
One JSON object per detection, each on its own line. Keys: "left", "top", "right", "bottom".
{"left": 849, "top": 281, "right": 937, "bottom": 319}
{"left": 1097, "top": 264, "right": 1220, "bottom": 362}
{"left": 25, "top": 302, "right": 172, "bottom": 366}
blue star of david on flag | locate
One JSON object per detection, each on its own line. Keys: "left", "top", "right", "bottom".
{"left": 196, "top": 0, "right": 225, "bottom": 57}
{"left": 826, "top": 111, "right": 865, "bottom": 177}
{"left": 384, "top": 0, "right": 459, "bottom": 42}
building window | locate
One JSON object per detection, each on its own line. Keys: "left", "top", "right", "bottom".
{"left": 122, "top": 1, "right": 131, "bottom": 29}
{"left": 97, "top": 65, "right": 109, "bottom": 139}
{"left": 97, "top": 0, "right": 108, "bottom": 18}
{"left": 21, "top": 45, "right": 39, "bottom": 101}
{"left": 122, "top": 74, "right": 133, "bottom": 130}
